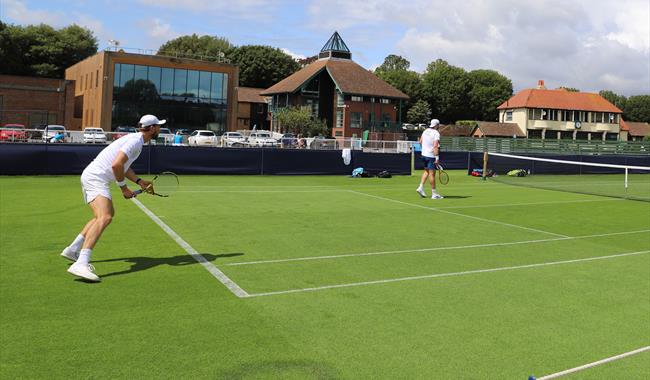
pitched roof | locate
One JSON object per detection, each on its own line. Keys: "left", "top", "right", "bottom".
{"left": 497, "top": 88, "right": 622, "bottom": 113}
{"left": 475, "top": 121, "right": 525, "bottom": 137}
{"left": 261, "top": 58, "right": 408, "bottom": 99}
{"left": 439, "top": 124, "right": 474, "bottom": 137}
{"left": 237, "top": 87, "right": 267, "bottom": 103}
{"left": 623, "top": 120, "right": 650, "bottom": 137}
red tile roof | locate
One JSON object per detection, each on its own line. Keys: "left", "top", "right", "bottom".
{"left": 475, "top": 122, "right": 526, "bottom": 137}
{"left": 497, "top": 88, "right": 622, "bottom": 113}
{"left": 261, "top": 58, "right": 408, "bottom": 99}
{"left": 237, "top": 87, "right": 267, "bottom": 103}
{"left": 623, "top": 120, "right": 650, "bottom": 137}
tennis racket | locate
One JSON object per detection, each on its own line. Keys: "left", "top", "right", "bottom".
{"left": 436, "top": 163, "right": 449, "bottom": 185}
{"left": 134, "top": 171, "right": 179, "bottom": 197}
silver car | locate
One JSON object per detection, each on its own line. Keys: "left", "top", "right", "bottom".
{"left": 82, "top": 127, "right": 107, "bottom": 144}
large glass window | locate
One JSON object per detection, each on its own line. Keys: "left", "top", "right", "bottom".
{"left": 119, "top": 64, "right": 134, "bottom": 88}
{"left": 111, "top": 64, "right": 229, "bottom": 132}
{"left": 211, "top": 73, "right": 223, "bottom": 101}
{"left": 350, "top": 112, "right": 362, "bottom": 128}
{"left": 148, "top": 66, "right": 161, "bottom": 93}
{"left": 186, "top": 70, "right": 199, "bottom": 99}
{"left": 161, "top": 68, "right": 174, "bottom": 96}
{"left": 174, "top": 69, "right": 187, "bottom": 96}
{"left": 199, "top": 71, "right": 211, "bottom": 99}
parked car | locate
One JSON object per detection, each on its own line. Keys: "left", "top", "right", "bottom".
{"left": 175, "top": 128, "right": 193, "bottom": 136}
{"left": 42, "top": 125, "right": 67, "bottom": 143}
{"left": 280, "top": 133, "right": 298, "bottom": 148}
{"left": 157, "top": 127, "right": 174, "bottom": 145}
{"left": 221, "top": 132, "right": 247, "bottom": 147}
{"left": 401, "top": 123, "right": 416, "bottom": 131}
{"left": 29, "top": 124, "right": 47, "bottom": 141}
{"left": 0, "top": 124, "right": 28, "bottom": 142}
{"left": 248, "top": 131, "right": 278, "bottom": 147}
{"left": 309, "top": 135, "right": 337, "bottom": 150}
{"left": 188, "top": 130, "right": 218, "bottom": 146}
{"left": 82, "top": 127, "right": 107, "bottom": 144}
{"left": 113, "top": 126, "right": 137, "bottom": 140}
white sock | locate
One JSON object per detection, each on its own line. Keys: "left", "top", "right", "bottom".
{"left": 69, "top": 234, "right": 85, "bottom": 252}
{"left": 76, "top": 249, "right": 92, "bottom": 265}
{"left": 417, "top": 184, "right": 424, "bottom": 190}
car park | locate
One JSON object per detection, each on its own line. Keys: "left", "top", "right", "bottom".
{"left": 188, "top": 130, "right": 218, "bottom": 146}
{"left": 248, "top": 131, "right": 278, "bottom": 147}
{"left": 280, "top": 133, "right": 298, "bottom": 148}
{"left": 221, "top": 132, "right": 247, "bottom": 147}
{"left": 42, "top": 125, "right": 67, "bottom": 143}
{"left": 113, "top": 126, "right": 137, "bottom": 140}
{"left": 157, "top": 127, "right": 174, "bottom": 145}
{"left": 0, "top": 124, "right": 28, "bottom": 142}
{"left": 82, "top": 127, "right": 107, "bottom": 144}
{"left": 309, "top": 135, "right": 337, "bottom": 150}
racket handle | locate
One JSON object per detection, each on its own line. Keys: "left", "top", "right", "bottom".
{"left": 133, "top": 189, "right": 143, "bottom": 196}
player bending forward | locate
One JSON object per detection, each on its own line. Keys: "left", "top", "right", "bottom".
{"left": 61, "top": 115, "right": 164, "bottom": 282}
{"left": 416, "top": 119, "right": 443, "bottom": 199}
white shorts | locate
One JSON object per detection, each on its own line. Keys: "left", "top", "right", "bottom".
{"left": 80, "top": 171, "right": 112, "bottom": 204}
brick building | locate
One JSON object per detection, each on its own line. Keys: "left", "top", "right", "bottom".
{"left": 236, "top": 87, "right": 269, "bottom": 130}
{"left": 261, "top": 32, "right": 408, "bottom": 138}
{"left": 0, "top": 74, "right": 75, "bottom": 128}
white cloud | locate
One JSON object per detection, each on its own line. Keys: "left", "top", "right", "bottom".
{"left": 307, "top": 0, "right": 650, "bottom": 95}
{"left": 3, "top": 0, "right": 65, "bottom": 25}
{"left": 138, "top": 18, "right": 179, "bottom": 48}
{"left": 281, "top": 48, "right": 306, "bottom": 60}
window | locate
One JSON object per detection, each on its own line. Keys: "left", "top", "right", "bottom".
{"left": 350, "top": 112, "right": 362, "bottom": 128}
{"left": 134, "top": 65, "right": 148, "bottom": 83}
{"left": 337, "top": 92, "right": 344, "bottom": 107}
{"left": 594, "top": 112, "right": 603, "bottom": 123}
{"left": 186, "top": 70, "right": 199, "bottom": 98}
{"left": 561, "top": 110, "right": 573, "bottom": 121}
{"left": 335, "top": 131, "right": 343, "bottom": 136}
{"left": 222, "top": 73, "right": 229, "bottom": 100}
{"left": 173, "top": 69, "right": 187, "bottom": 96}
{"left": 505, "top": 111, "right": 513, "bottom": 121}
{"left": 211, "top": 73, "right": 223, "bottom": 100}
{"left": 380, "top": 98, "right": 390, "bottom": 104}
{"left": 528, "top": 129, "right": 542, "bottom": 139}
{"left": 119, "top": 64, "right": 134, "bottom": 88}
{"left": 549, "top": 109, "right": 557, "bottom": 121}
{"left": 113, "top": 64, "right": 121, "bottom": 89}
{"left": 161, "top": 68, "right": 174, "bottom": 96}
{"left": 351, "top": 96, "right": 362, "bottom": 102}
{"left": 148, "top": 66, "right": 161, "bottom": 93}
{"left": 199, "top": 71, "right": 211, "bottom": 99}
{"left": 336, "top": 110, "right": 343, "bottom": 128}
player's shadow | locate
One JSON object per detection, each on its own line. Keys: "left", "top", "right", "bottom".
{"left": 94, "top": 253, "right": 243, "bottom": 278}
{"left": 441, "top": 195, "right": 471, "bottom": 199}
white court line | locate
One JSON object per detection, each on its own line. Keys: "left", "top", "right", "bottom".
{"left": 244, "top": 250, "right": 650, "bottom": 298}
{"left": 224, "top": 230, "right": 650, "bottom": 266}
{"left": 131, "top": 198, "right": 249, "bottom": 298}
{"left": 348, "top": 190, "right": 569, "bottom": 238}
{"left": 536, "top": 345, "right": 650, "bottom": 379}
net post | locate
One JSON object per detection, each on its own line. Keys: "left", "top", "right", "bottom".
{"left": 624, "top": 168, "right": 628, "bottom": 189}
{"left": 482, "top": 151, "right": 489, "bottom": 181}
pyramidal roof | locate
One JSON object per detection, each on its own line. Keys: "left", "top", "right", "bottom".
{"left": 319, "top": 31, "right": 351, "bottom": 60}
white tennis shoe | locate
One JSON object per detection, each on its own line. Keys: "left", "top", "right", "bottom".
{"left": 60, "top": 247, "right": 79, "bottom": 262}
{"left": 431, "top": 193, "right": 444, "bottom": 199}
{"left": 416, "top": 188, "right": 427, "bottom": 198}
{"left": 67, "top": 262, "right": 101, "bottom": 282}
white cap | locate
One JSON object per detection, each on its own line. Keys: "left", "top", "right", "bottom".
{"left": 139, "top": 114, "right": 166, "bottom": 127}
{"left": 429, "top": 119, "right": 440, "bottom": 127}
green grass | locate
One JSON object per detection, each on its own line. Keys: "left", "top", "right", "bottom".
{"left": 1, "top": 171, "right": 649, "bottom": 379}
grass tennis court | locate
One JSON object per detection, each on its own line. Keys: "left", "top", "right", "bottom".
{"left": 1, "top": 171, "right": 649, "bottom": 379}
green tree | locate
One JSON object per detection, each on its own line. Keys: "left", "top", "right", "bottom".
{"left": 157, "top": 34, "right": 233, "bottom": 60}
{"left": 406, "top": 99, "right": 431, "bottom": 124}
{"left": 624, "top": 95, "right": 650, "bottom": 122}
{"left": 599, "top": 90, "right": 627, "bottom": 111}
{"left": 230, "top": 45, "right": 299, "bottom": 88}
{"left": 374, "top": 55, "right": 424, "bottom": 122}
{"left": 275, "top": 106, "right": 328, "bottom": 136}
{"left": 421, "top": 59, "right": 470, "bottom": 123}
{"left": 375, "top": 54, "right": 411, "bottom": 73}
{"left": 466, "top": 69, "right": 513, "bottom": 121}
{"left": 558, "top": 86, "right": 580, "bottom": 92}
{"left": 0, "top": 22, "right": 97, "bottom": 78}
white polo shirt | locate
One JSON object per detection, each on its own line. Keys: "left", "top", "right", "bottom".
{"left": 83, "top": 132, "right": 145, "bottom": 183}
{"left": 420, "top": 128, "right": 440, "bottom": 158}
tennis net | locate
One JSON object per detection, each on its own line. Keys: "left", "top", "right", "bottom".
{"left": 474, "top": 152, "right": 650, "bottom": 202}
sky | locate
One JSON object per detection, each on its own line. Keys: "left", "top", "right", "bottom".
{"left": 2, "top": 0, "right": 649, "bottom": 96}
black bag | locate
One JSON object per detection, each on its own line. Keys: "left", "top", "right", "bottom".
{"left": 377, "top": 170, "right": 392, "bottom": 178}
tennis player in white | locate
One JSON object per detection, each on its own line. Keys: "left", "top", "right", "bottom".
{"left": 416, "top": 119, "right": 443, "bottom": 199}
{"left": 61, "top": 115, "right": 164, "bottom": 282}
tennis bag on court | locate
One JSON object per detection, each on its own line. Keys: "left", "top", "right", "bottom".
{"left": 351, "top": 167, "right": 371, "bottom": 178}
{"left": 376, "top": 170, "right": 392, "bottom": 178}
{"left": 507, "top": 169, "right": 528, "bottom": 177}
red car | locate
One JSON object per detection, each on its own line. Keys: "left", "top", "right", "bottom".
{"left": 0, "top": 124, "right": 28, "bottom": 142}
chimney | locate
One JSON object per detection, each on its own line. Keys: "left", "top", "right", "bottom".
{"left": 537, "top": 80, "right": 546, "bottom": 89}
